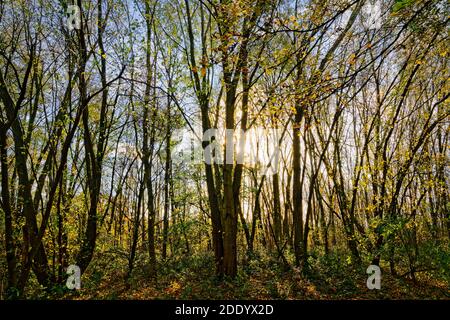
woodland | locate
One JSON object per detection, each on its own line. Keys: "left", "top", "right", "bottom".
{"left": 0, "top": 0, "right": 449, "bottom": 299}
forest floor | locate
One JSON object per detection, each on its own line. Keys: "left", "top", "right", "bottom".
{"left": 48, "top": 251, "right": 450, "bottom": 300}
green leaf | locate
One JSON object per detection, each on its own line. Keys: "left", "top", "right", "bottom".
{"left": 392, "top": 0, "right": 415, "bottom": 13}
